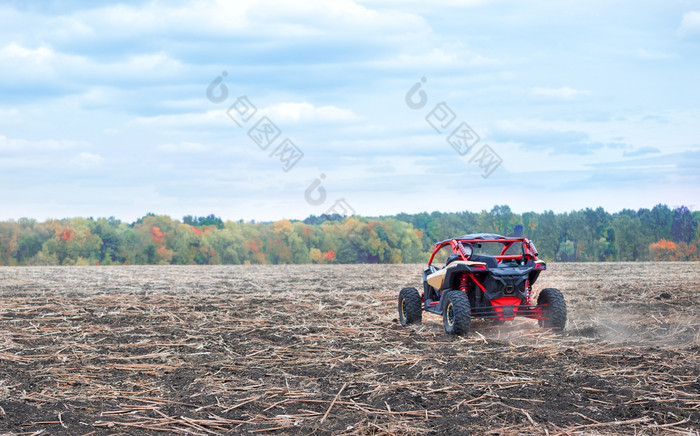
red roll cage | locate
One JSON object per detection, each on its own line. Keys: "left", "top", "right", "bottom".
{"left": 428, "top": 238, "right": 540, "bottom": 266}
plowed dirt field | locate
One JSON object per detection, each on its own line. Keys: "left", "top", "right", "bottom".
{"left": 0, "top": 263, "right": 698, "bottom": 435}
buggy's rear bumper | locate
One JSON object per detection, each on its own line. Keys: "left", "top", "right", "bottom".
{"left": 471, "top": 304, "right": 546, "bottom": 321}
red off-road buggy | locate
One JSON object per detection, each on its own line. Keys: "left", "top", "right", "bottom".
{"left": 398, "top": 233, "right": 566, "bottom": 335}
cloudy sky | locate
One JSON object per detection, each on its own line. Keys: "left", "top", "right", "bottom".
{"left": 1, "top": 0, "right": 698, "bottom": 222}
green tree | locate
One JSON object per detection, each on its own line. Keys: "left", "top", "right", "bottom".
{"left": 524, "top": 210, "right": 561, "bottom": 261}
{"left": 613, "top": 215, "right": 644, "bottom": 261}
{"left": 671, "top": 206, "right": 697, "bottom": 244}
{"left": 641, "top": 204, "right": 673, "bottom": 242}
{"left": 204, "top": 222, "right": 246, "bottom": 264}
{"left": 92, "top": 218, "right": 122, "bottom": 264}
{"left": 13, "top": 233, "right": 43, "bottom": 263}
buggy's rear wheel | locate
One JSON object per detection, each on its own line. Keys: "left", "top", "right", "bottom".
{"left": 442, "top": 291, "right": 471, "bottom": 335}
{"left": 537, "top": 288, "right": 567, "bottom": 330}
{"left": 398, "top": 287, "right": 422, "bottom": 326}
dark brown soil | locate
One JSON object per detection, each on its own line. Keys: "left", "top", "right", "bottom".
{"left": 0, "top": 263, "right": 698, "bottom": 435}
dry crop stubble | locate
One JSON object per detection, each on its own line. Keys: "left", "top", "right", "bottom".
{"left": 0, "top": 263, "right": 698, "bottom": 435}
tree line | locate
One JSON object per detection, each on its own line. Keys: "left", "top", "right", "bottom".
{"left": 0, "top": 205, "right": 698, "bottom": 266}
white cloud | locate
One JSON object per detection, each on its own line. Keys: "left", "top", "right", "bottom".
{"left": 247, "top": 0, "right": 427, "bottom": 35}
{"left": 133, "top": 102, "right": 360, "bottom": 128}
{"left": 678, "top": 11, "right": 700, "bottom": 37}
{"left": 118, "top": 52, "right": 183, "bottom": 76}
{"left": 0, "top": 43, "right": 65, "bottom": 81}
{"left": 531, "top": 86, "right": 591, "bottom": 99}
{"left": 393, "top": 48, "right": 460, "bottom": 67}
{"left": 622, "top": 146, "right": 660, "bottom": 158}
{"left": 0, "top": 108, "right": 20, "bottom": 121}
{"left": 70, "top": 152, "right": 104, "bottom": 169}
{"left": 635, "top": 49, "right": 677, "bottom": 60}
{"left": 0, "top": 42, "right": 53, "bottom": 62}
{"left": 467, "top": 53, "right": 500, "bottom": 66}
{"left": 0, "top": 42, "right": 184, "bottom": 86}
{"left": 377, "top": 42, "right": 498, "bottom": 70}
{"left": 66, "top": 0, "right": 427, "bottom": 42}
{"left": 261, "top": 102, "right": 360, "bottom": 124}
{"left": 0, "top": 135, "right": 86, "bottom": 153}
{"left": 358, "top": 0, "right": 489, "bottom": 4}
{"left": 132, "top": 110, "right": 227, "bottom": 128}
{"left": 158, "top": 142, "right": 209, "bottom": 153}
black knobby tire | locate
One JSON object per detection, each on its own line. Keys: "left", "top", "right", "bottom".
{"left": 442, "top": 291, "right": 471, "bottom": 335}
{"left": 537, "top": 288, "right": 567, "bottom": 329}
{"left": 398, "top": 287, "right": 422, "bottom": 326}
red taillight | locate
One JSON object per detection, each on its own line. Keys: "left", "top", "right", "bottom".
{"left": 535, "top": 263, "right": 546, "bottom": 270}
{"left": 471, "top": 264, "right": 487, "bottom": 271}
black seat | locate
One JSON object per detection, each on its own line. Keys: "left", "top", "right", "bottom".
{"left": 445, "top": 254, "right": 461, "bottom": 266}
{"left": 424, "top": 264, "right": 440, "bottom": 274}
{"left": 469, "top": 254, "right": 498, "bottom": 269}
{"left": 499, "top": 258, "right": 519, "bottom": 266}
